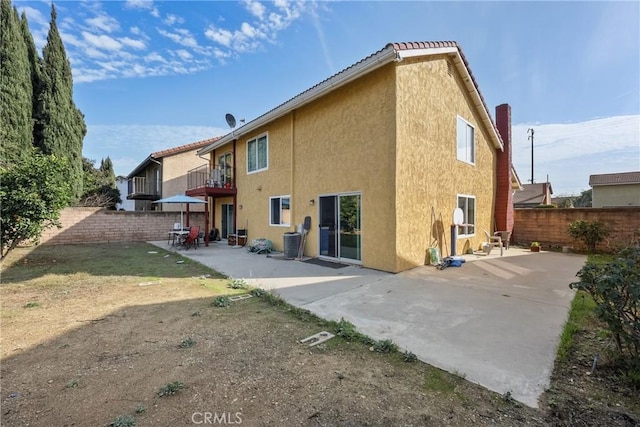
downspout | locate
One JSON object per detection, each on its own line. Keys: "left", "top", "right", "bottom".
{"left": 233, "top": 139, "right": 237, "bottom": 234}
{"left": 291, "top": 111, "right": 295, "bottom": 229}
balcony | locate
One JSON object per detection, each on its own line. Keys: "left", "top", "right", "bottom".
{"left": 186, "top": 164, "right": 236, "bottom": 198}
{"left": 127, "top": 176, "right": 161, "bottom": 200}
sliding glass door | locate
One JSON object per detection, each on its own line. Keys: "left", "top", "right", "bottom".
{"left": 319, "top": 193, "right": 361, "bottom": 263}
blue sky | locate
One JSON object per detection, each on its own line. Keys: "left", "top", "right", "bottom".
{"left": 15, "top": 0, "right": 640, "bottom": 195}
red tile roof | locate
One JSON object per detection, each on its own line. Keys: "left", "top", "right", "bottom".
{"left": 589, "top": 171, "right": 640, "bottom": 186}
{"left": 151, "top": 136, "right": 222, "bottom": 159}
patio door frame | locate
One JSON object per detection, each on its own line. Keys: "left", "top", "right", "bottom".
{"left": 221, "top": 203, "right": 234, "bottom": 239}
{"left": 318, "top": 192, "right": 362, "bottom": 265}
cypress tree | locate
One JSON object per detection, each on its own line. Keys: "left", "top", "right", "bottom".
{"left": 20, "top": 10, "right": 41, "bottom": 141}
{"left": 99, "top": 156, "right": 116, "bottom": 188}
{"left": 36, "top": 3, "right": 86, "bottom": 200}
{"left": 0, "top": 0, "right": 33, "bottom": 165}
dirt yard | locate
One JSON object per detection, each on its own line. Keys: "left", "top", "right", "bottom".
{"left": 0, "top": 243, "right": 637, "bottom": 426}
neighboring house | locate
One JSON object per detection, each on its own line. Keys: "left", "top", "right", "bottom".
{"left": 115, "top": 176, "right": 135, "bottom": 211}
{"left": 188, "top": 41, "right": 521, "bottom": 273}
{"left": 126, "top": 138, "right": 220, "bottom": 211}
{"left": 589, "top": 171, "right": 640, "bottom": 207}
{"left": 513, "top": 182, "right": 553, "bottom": 208}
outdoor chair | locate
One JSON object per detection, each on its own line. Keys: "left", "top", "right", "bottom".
{"left": 183, "top": 226, "right": 200, "bottom": 250}
{"left": 494, "top": 230, "right": 511, "bottom": 250}
{"left": 483, "top": 230, "right": 503, "bottom": 256}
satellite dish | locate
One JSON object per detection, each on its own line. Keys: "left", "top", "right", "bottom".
{"left": 225, "top": 113, "right": 236, "bottom": 129}
{"left": 453, "top": 208, "right": 464, "bottom": 225}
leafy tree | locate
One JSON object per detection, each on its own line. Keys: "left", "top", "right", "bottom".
{"left": 573, "top": 189, "right": 592, "bottom": 208}
{"left": 80, "top": 157, "right": 121, "bottom": 209}
{"left": 0, "top": 0, "right": 34, "bottom": 165}
{"left": 568, "top": 220, "right": 610, "bottom": 253}
{"left": 0, "top": 154, "right": 71, "bottom": 261}
{"left": 35, "top": 4, "right": 86, "bottom": 201}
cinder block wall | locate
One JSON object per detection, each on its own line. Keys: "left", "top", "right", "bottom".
{"left": 39, "top": 208, "right": 207, "bottom": 245}
{"left": 513, "top": 207, "right": 640, "bottom": 251}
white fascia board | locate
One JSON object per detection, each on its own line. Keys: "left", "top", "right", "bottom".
{"left": 198, "top": 46, "right": 399, "bottom": 156}
{"left": 396, "top": 46, "right": 458, "bottom": 59}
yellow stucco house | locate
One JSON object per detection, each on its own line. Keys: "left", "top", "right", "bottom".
{"left": 187, "top": 41, "right": 520, "bottom": 273}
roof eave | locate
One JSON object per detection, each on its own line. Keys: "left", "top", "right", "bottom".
{"left": 126, "top": 155, "right": 156, "bottom": 179}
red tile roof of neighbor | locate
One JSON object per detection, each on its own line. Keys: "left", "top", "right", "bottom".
{"left": 151, "top": 136, "right": 222, "bottom": 159}
{"left": 589, "top": 171, "right": 640, "bottom": 186}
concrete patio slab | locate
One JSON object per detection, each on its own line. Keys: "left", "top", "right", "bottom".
{"left": 150, "top": 240, "right": 586, "bottom": 408}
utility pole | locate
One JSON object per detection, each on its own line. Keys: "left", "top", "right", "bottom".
{"left": 528, "top": 128, "right": 535, "bottom": 183}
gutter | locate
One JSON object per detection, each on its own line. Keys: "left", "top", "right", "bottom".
{"left": 198, "top": 45, "right": 399, "bottom": 156}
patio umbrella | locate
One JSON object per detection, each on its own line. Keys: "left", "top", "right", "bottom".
{"left": 152, "top": 194, "right": 206, "bottom": 229}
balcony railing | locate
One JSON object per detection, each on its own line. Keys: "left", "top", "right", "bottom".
{"left": 187, "top": 164, "right": 234, "bottom": 190}
{"left": 127, "top": 176, "right": 161, "bottom": 198}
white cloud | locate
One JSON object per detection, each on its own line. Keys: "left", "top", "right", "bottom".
{"left": 164, "top": 13, "right": 185, "bottom": 26}
{"left": 157, "top": 28, "right": 199, "bottom": 48}
{"left": 18, "top": 6, "right": 47, "bottom": 25}
{"left": 82, "top": 31, "right": 123, "bottom": 51}
{"left": 174, "top": 49, "right": 193, "bottom": 60}
{"left": 144, "top": 52, "right": 166, "bottom": 63}
{"left": 244, "top": 0, "right": 266, "bottom": 19}
{"left": 119, "top": 36, "right": 146, "bottom": 50}
{"left": 512, "top": 115, "right": 640, "bottom": 194}
{"left": 204, "top": 25, "right": 233, "bottom": 47}
{"left": 125, "top": 0, "right": 160, "bottom": 18}
{"left": 85, "top": 14, "right": 120, "bottom": 33}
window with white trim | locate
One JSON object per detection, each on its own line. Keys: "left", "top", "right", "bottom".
{"left": 457, "top": 116, "right": 475, "bottom": 164}
{"left": 247, "top": 134, "right": 268, "bottom": 173}
{"left": 457, "top": 195, "right": 475, "bottom": 236}
{"left": 270, "top": 196, "right": 291, "bottom": 226}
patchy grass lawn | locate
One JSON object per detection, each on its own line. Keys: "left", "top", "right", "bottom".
{"left": 0, "top": 243, "right": 635, "bottom": 426}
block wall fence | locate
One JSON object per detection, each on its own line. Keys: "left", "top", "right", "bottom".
{"left": 38, "top": 207, "right": 639, "bottom": 253}
{"left": 39, "top": 208, "right": 207, "bottom": 245}
{"left": 512, "top": 207, "right": 640, "bottom": 252}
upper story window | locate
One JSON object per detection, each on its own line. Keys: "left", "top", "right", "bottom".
{"left": 457, "top": 116, "right": 475, "bottom": 164}
{"left": 247, "top": 134, "right": 268, "bottom": 173}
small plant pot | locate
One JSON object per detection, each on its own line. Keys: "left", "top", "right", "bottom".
{"left": 530, "top": 246, "right": 540, "bottom": 252}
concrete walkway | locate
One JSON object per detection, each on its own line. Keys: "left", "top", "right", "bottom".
{"left": 150, "top": 240, "right": 586, "bottom": 408}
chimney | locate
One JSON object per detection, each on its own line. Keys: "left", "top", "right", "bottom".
{"left": 494, "top": 103, "right": 514, "bottom": 234}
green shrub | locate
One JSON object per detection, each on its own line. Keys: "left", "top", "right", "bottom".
{"left": 570, "top": 247, "right": 640, "bottom": 359}
{"left": 212, "top": 296, "right": 230, "bottom": 307}
{"left": 228, "top": 279, "right": 247, "bottom": 289}
{"left": 568, "top": 220, "right": 610, "bottom": 253}
{"left": 157, "top": 381, "right": 184, "bottom": 397}
{"left": 334, "top": 318, "right": 359, "bottom": 341}
{"left": 250, "top": 288, "right": 265, "bottom": 297}
{"left": 403, "top": 350, "right": 418, "bottom": 363}
{"left": 373, "top": 339, "right": 398, "bottom": 353}
{"left": 110, "top": 415, "right": 136, "bottom": 427}
{"left": 178, "top": 337, "right": 196, "bottom": 348}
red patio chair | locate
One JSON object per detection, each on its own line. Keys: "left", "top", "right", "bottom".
{"left": 183, "top": 226, "right": 200, "bottom": 250}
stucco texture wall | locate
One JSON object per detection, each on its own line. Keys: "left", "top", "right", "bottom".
{"left": 592, "top": 184, "right": 640, "bottom": 208}
{"left": 161, "top": 150, "right": 208, "bottom": 212}
{"left": 394, "top": 56, "right": 497, "bottom": 271}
